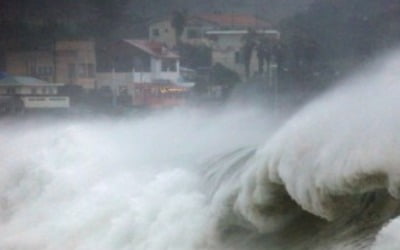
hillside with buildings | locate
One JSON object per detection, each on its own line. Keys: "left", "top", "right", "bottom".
{"left": 1, "top": 10, "right": 282, "bottom": 114}
{"left": 1, "top": 0, "right": 400, "bottom": 115}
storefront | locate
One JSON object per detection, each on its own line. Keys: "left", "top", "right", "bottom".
{"left": 133, "top": 83, "right": 189, "bottom": 108}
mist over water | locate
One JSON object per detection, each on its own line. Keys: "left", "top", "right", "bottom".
{"left": 3, "top": 51, "right": 400, "bottom": 250}
{"left": 0, "top": 107, "right": 280, "bottom": 250}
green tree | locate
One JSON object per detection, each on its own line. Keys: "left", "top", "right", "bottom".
{"left": 171, "top": 10, "right": 187, "bottom": 45}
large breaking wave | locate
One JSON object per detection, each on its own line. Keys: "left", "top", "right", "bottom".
{"left": 2, "top": 51, "right": 400, "bottom": 249}
{"left": 207, "top": 52, "right": 400, "bottom": 249}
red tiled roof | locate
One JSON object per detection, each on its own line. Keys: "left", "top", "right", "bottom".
{"left": 123, "top": 39, "right": 179, "bottom": 59}
{"left": 195, "top": 14, "right": 270, "bottom": 29}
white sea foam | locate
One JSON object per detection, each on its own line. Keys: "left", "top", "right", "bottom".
{"left": 372, "top": 218, "right": 400, "bottom": 249}
{"left": 0, "top": 107, "right": 278, "bottom": 250}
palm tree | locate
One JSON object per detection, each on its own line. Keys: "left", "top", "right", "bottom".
{"left": 241, "top": 28, "right": 257, "bottom": 79}
{"left": 256, "top": 35, "right": 271, "bottom": 75}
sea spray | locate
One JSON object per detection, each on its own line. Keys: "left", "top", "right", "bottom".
{"left": 0, "top": 108, "right": 278, "bottom": 250}
{"left": 213, "top": 50, "right": 400, "bottom": 249}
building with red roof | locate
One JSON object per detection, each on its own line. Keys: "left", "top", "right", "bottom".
{"left": 149, "top": 13, "right": 279, "bottom": 79}
{"left": 96, "top": 39, "right": 193, "bottom": 108}
{"left": 149, "top": 13, "right": 271, "bottom": 48}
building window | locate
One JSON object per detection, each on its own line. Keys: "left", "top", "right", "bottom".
{"left": 77, "top": 63, "right": 95, "bottom": 78}
{"left": 78, "top": 64, "right": 87, "bottom": 77}
{"left": 133, "top": 57, "right": 150, "bottom": 72}
{"left": 45, "top": 67, "right": 53, "bottom": 75}
{"left": 37, "top": 66, "right": 53, "bottom": 76}
{"left": 235, "top": 51, "right": 243, "bottom": 64}
{"left": 152, "top": 28, "right": 160, "bottom": 37}
{"left": 161, "top": 59, "right": 177, "bottom": 72}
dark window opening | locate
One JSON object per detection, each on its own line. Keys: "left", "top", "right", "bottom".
{"left": 235, "top": 51, "right": 243, "bottom": 64}
{"left": 162, "top": 59, "right": 177, "bottom": 72}
{"left": 152, "top": 28, "right": 160, "bottom": 37}
{"left": 187, "top": 29, "right": 201, "bottom": 39}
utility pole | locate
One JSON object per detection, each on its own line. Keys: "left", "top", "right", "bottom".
{"left": 52, "top": 31, "right": 57, "bottom": 83}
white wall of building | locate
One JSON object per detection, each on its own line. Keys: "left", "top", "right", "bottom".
{"left": 149, "top": 19, "right": 215, "bottom": 48}
{"left": 0, "top": 86, "right": 59, "bottom": 95}
{"left": 151, "top": 58, "right": 161, "bottom": 79}
{"left": 97, "top": 69, "right": 180, "bottom": 91}
{"left": 149, "top": 20, "right": 176, "bottom": 48}
{"left": 21, "top": 96, "right": 70, "bottom": 108}
{"left": 96, "top": 73, "right": 135, "bottom": 95}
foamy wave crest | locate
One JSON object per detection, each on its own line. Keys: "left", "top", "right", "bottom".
{"left": 0, "top": 108, "right": 278, "bottom": 250}
{"left": 207, "top": 51, "right": 400, "bottom": 249}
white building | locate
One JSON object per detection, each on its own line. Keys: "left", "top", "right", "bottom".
{"left": 0, "top": 75, "right": 69, "bottom": 110}
{"left": 96, "top": 39, "right": 193, "bottom": 107}
{"left": 206, "top": 29, "right": 280, "bottom": 79}
{"left": 149, "top": 13, "right": 272, "bottom": 49}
